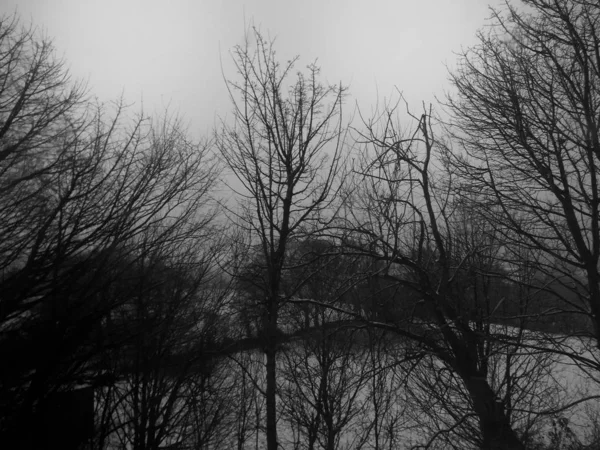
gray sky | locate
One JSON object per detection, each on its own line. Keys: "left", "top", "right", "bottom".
{"left": 2, "top": 0, "right": 502, "bottom": 139}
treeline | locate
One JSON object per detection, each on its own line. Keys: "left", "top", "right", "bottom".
{"left": 2, "top": 1, "right": 600, "bottom": 449}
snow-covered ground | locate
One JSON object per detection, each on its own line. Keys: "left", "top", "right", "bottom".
{"left": 96, "top": 330, "right": 600, "bottom": 450}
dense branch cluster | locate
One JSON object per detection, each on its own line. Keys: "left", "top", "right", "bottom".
{"left": 3, "top": 2, "right": 600, "bottom": 449}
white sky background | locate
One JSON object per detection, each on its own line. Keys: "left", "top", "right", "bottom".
{"left": 2, "top": 0, "right": 504, "bottom": 141}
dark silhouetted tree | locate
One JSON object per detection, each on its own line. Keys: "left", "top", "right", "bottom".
{"left": 0, "top": 13, "right": 221, "bottom": 448}
{"left": 446, "top": 0, "right": 600, "bottom": 372}
{"left": 217, "top": 28, "right": 347, "bottom": 450}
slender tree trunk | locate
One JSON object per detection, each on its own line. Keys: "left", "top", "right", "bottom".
{"left": 265, "top": 299, "right": 278, "bottom": 450}
{"left": 586, "top": 264, "right": 600, "bottom": 351}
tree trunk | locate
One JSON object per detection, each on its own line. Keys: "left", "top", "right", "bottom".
{"left": 465, "top": 377, "right": 525, "bottom": 450}
{"left": 586, "top": 264, "right": 600, "bottom": 351}
{"left": 265, "top": 304, "right": 278, "bottom": 450}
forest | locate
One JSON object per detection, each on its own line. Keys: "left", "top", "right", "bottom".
{"left": 2, "top": 1, "right": 600, "bottom": 449}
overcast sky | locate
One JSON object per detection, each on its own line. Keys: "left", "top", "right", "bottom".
{"left": 3, "top": 0, "right": 503, "bottom": 139}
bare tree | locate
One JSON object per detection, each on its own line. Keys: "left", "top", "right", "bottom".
{"left": 278, "top": 243, "right": 370, "bottom": 450}
{"left": 94, "top": 232, "right": 234, "bottom": 450}
{"left": 445, "top": 0, "right": 600, "bottom": 370}
{"left": 279, "top": 317, "right": 369, "bottom": 450}
{"left": 0, "top": 13, "right": 222, "bottom": 448}
{"left": 0, "top": 12, "right": 87, "bottom": 274}
{"left": 225, "top": 349, "right": 266, "bottom": 450}
{"left": 341, "top": 99, "right": 561, "bottom": 449}
{"left": 216, "top": 28, "right": 346, "bottom": 450}
{"left": 354, "top": 328, "right": 409, "bottom": 450}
